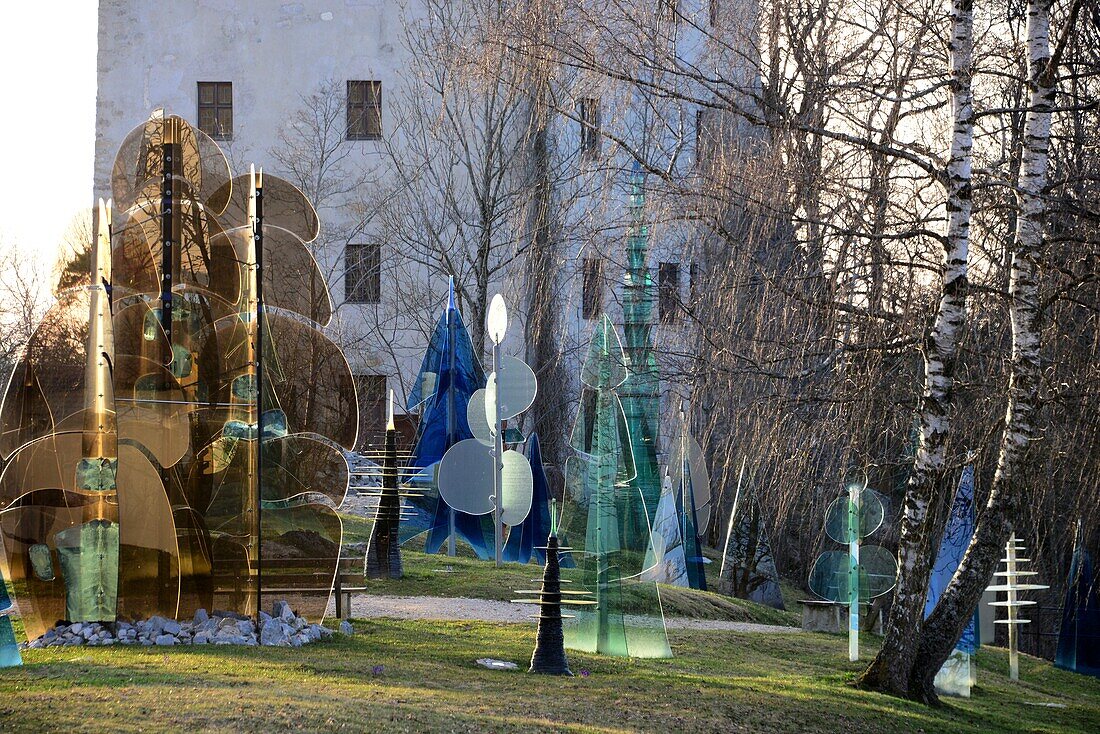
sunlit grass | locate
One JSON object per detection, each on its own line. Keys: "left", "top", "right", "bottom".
{"left": 2, "top": 618, "right": 1097, "bottom": 733}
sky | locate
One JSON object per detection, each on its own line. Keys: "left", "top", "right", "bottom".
{"left": 0, "top": 4, "right": 98, "bottom": 277}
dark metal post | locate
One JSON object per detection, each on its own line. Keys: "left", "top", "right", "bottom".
{"left": 254, "top": 170, "right": 265, "bottom": 622}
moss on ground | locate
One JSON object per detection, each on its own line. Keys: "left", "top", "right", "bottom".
{"left": 2, "top": 618, "right": 1097, "bottom": 733}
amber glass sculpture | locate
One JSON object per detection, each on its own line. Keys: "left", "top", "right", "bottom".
{"left": 0, "top": 112, "right": 354, "bottom": 636}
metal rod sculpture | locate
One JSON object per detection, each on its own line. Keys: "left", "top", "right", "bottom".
{"left": 488, "top": 295, "right": 507, "bottom": 567}
{"left": 365, "top": 391, "right": 403, "bottom": 579}
{"left": 560, "top": 315, "right": 671, "bottom": 658}
{"left": 436, "top": 293, "right": 538, "bottom": 565}
{"left": 0, "top": 112, "right": 356, "bottom": 635}
{"left": 808, "top": 475, "right": 897, "bottom": 661}
{"left": 987, "top": 534, "right": 1048, "bottom": 681}
{"left": 1055, "top": 521, "right": 1100, "bottom": 677}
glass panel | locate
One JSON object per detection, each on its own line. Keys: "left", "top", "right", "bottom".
{"left": 112, "top": 114, "right": 232, "bottom": 216}
{"left": 211, "top": 173, "right": 319, "bottom": 244}
{"left": 261, "top": 311, "right": 358, "bottom": 449}
{"left": 0, "top": 292, "right": 91, "bottom": 458}
{"left": 216, "top": 108, "right": 232, "bottom": 138}
{"left": 500, "top": 449, "right": 533, "bottom": 526}
{"left": 1, "top": 489, "right": 84, "bottom": 640}
{"left": 823, "top": 489, "right": 885, "bottom": 544}
{"left": 198, "top": 83, "right": 215, "bottom": 105}
{"left": 214, "top": 224, "right": 332, "bottom": 325}
{"left": 500, "top": 432, "right": 553, "bottom": 564}
{"left": 808, "top": 545, "right": 897, "bottom": 603}
{"left": 217, "top": 83, "right": 232, "bottom": 105}
{"left": 437, "top": 438, "right": 495, "bottom": 516}
{"left": 716, "top": 476, "right": 785, "bottom": 608}
{"left": 466, "top": 388, "right": 492, "bottom": 445}
{"left": 261, "top": 434, "right": 349, "bottom": 506}
{"left": 260, "top": 501, "right": 342, "bottom": 623}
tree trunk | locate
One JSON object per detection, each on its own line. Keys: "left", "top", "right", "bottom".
{"left": 858, "top": 0, "right": 974, "bottom": 699}
{"left": 911, "top": 0, "right": 1059, "bottom": 702}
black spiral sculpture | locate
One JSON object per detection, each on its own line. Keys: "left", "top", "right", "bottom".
{"left": 514, "top": 533, "right": 593, "bottom": 675}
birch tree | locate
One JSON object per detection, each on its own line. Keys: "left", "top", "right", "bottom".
{"left": 858, "top": 0, "right": 975, "bottom": 697}
{"left": 906, "top": 0, "right": 1087, "bottom": 703}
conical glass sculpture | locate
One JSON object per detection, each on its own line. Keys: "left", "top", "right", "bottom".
{"left": 717, "top": 461, "right": 785, "bottom": 609}
{"left": 559, "top": 316, "right": 671, "bottom": 658}
{"left": 1055, "top": 523, "right": 1100, "bottom": 678}
{"left": 403, "top": 280, "right": 493, "bottom": 558}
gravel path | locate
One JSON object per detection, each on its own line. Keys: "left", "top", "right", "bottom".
{"left": 331, "top": 594, "right": 802, "bottom": 634}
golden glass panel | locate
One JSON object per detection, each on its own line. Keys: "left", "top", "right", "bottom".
{"left": 111, "top": 114, "right": 232, "bottom": 216}
{"left": 213, "top": 225, "right": 333, "bottom": 326}
{"left": 260, "top": 502, "right": 342, "bottom": 623}
{"left": 262, "top": 434, "right": 349, "bottom": 506}
{"left": 113, "top": 181, "right": 242, "bottom": 307}
{"left": 211, "top": 173, "right": 319, "bottom": 243}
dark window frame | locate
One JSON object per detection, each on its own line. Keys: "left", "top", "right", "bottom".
{"left": 658, "top": 261, "right": 681, "bottom": 323}
{"left": 347, "top": 80, "right": 383, "bottom": 140}
{"left": 197, "top": 82, "right": 233, "bottom": 140}
{"left": 345, "top": 243, "right": 382, "bottom": 304}
{"left": 582, "top": 257, "right": 603, "bottom": 319}
{"left": 578, "top": 97, "right": 602, "bottom": 158}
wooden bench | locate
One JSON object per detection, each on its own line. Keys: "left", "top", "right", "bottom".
{"left": 213, "top": 555, "right": 366, "bottom": 619}
{"left": 332, "top": 555, "right": 366, "bottom": 619}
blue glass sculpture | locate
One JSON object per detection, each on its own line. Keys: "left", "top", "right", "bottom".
{"left": 925, "top": 465, "right": 978, "bottom": 697}
{"left": 1055, "top": 524, "right": 1100, "bottom": 678}
{"left": 403, "top": 280, "right": 493, "bottom": 558}
{"left": 501, "top": 433, "right": 553, "bottom": 565}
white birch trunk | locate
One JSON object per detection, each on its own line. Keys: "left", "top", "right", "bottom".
{"left": 860, "top": 0, "right": 974, "bottom": 697}
{"left": 914, "top": 0, "right": 1056, "bottom": 702}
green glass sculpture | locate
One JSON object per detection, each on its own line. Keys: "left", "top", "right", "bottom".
{"left": 560, "top": 316, "right": 671, "bottom": 658}
{"left": 808, "top": 476, "right": 897, "bottom": 661}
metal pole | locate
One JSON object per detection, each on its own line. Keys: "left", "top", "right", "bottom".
{"left": 254, "top": 167, "right": 265, "bottom": 623}
{"left": 493, "top": 340, "right": 503, "bottom": 567}
{"left": 849, "top": 482, "right": 860, "bottom": 662}
{"left": 446, "top": 297, "right": 457, "bottom": 558}
{"left": 1007, "top": 534, "right": 1019, "bottom": 680}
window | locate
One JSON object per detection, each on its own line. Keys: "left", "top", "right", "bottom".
{"left": 345, "top": 244, "right": 381, "bottom": 304}
{"left": 696, "top": 108, "right": 717, "bottom": 166}
{"left": 347, "top": 80, "right": 383, "bottom": 140}
{"left": 578, "top": 97, "right": 601, "bottom": 158}
{"left": 709, "top": 0, "right": 720, "bottom": 25}
{"left": 659, "top": 262, "right": 680, "bottom": 323}
{"left": 582, "top": 258, "right": 603, "bottom": 319}
{"left": 197, "top": 82, "right": 232, "bottom": 140}
{"left": 355, "top": 374, "right": 387, "bottom": 449}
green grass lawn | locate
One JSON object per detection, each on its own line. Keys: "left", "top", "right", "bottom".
{"left": 2, "top": 618, "right": 1097, "bottom": 733}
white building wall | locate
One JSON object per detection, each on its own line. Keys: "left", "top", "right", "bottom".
{"left": 95, "top": 0, "right": 759, "bottom": 455}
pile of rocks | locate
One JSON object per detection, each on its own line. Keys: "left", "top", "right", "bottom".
{"left": 27, "top": 601, "right": 344, "bottom": 649}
